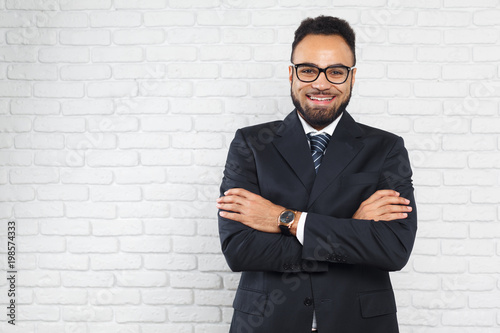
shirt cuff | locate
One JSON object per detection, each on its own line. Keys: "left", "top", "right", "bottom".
{"left": 295, "top": 212, "right": 307, "bottom": 245}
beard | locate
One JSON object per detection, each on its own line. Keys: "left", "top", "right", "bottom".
{"left": 291, "top": 83, "right": 353, "bottom": 129}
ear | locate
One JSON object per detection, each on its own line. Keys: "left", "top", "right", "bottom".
{"left": 289, "top": 66, "right": 293, "bottom": 84}
{"left": 350, "top": 67, "right": 357, "bottom": 86}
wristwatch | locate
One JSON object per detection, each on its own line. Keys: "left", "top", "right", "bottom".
{"left": 278, "top": 209, "right": 296, "bottom": 236}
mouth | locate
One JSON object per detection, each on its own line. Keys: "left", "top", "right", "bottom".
{"left": 307, "top": 95, "right": 336, "bottom": 104}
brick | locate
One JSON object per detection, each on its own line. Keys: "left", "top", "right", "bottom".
{"left": 40, "top": 220, "right": 90, "bottom": 236}
{"left": 61, "top": 169, "right": 113, "bottom": 185}
{"left": 468, "top": 153, "right": 500, "bottom": 168}
{"left": 36, "top": 12, "right": 88, "bottom": 28}
{"left": 147, "top": 46, "right": 197, "bottom": 62}
{"left": 7, "top": 28, "right": 57, "bottom": 45}
{"left": 141, "top": 150, "right": 192, "bottom": 166}
{"left": 360, "top": 10, "right": 416, "bottom": 26}
{"left": 88, "top": 82, "right": 139, "bottom": 98}
{"left": 0, "top": 12, "right": 32, "bottom": 27}
{"left": 418, "top": 11, "right": 471, "bottom": 27}
{"left": 92, "top": 47, "right": 144, "bottom": 62}
{"left": 115, "top": 0, "right": 166, "bottom": 8}
{"left": 221, "top": 63, "right": 274, "bottom": 79}
{"left": 60, "top": 30, "right": 111, "bottom": 45}
{"left": 196, "top": 290, "right": 234, "bottom": 307}
{"left": 171, "top": 272, "right": 221, "bottom": 289}
{"left": 116, "top": 307, "right": 166, "bottom": 323}
{"left": 7, "top": 64, "right": 57, "bottom": 80}
{"left": 34, "top": 82, "right": 85, "bottom": 98}
{"left": 36, "top": 288, "right": 87, "bottom": 305}
{"left": 144, "top": 219, "right": 196, "bottom": 236}
{"left": 0, "top": 151, "right": 31, "bottom": 166}
{"left": 362, "top": 46, "right": 414, "bottom": 62}
{"left": 90, "top": 11, "right": 142, "bottom": 27}
{"left": 388, "top": 100, "right": 441, "bottom": 116}
{"left": 471, "top": 81, "right": 500, "bottom": 98}
{"left": 14, "top": 202, "right": 64, "bottom": 218}
{"left": 60, "top": 0, "right": 112, "bottom": 10}
{"left": 0, "top": 134, "right": 13, "bottom": 148}
{"left": 0, "top": 45, "right": 37, "bottom": 62}
{"left": 39, "top": 47, "right": 90, "bottom": 63}
{"left": 91, "top": 185, "right": 141, "bottom": 202}
{"left": 444, "top": 100, "right": 497, "bottom": 116}
{"left": 473, "top": 46, "right": 500, "bottom": 61}
{"left": 197, "top": 218, "right": 219, "bottom": 237}
{"left": 66, "top": 202, "right": 116, "bottom": 219}
{"left": 36, "top": 324, "right": 86, "bottom": 333}
{"left": 197, "top": 10, "right": 250, "bottom": 26}
{"left": 387, "top": 64, "right": 440, "bottom": 79}
{"left": 91, "top": 220, "right": 142, "bottom": 236}
{"left": 0, "top": 81, "right": 31, "bottom": 97}
{"left": 194, "top": 150, "right": 229, "bottom": 167}
{"left": 167, "top": 28, "right": 220, "bottom": 44}
{"left": 67, "top": 236, "right": 118, "bottom": 254}
{"left": 142, "top": 289, "right": 193, "bottom": 305}
{"left": 442, "top": 239, "right": 495, "bottom": 256}
{"left": 471, "top": 118, "right": 500, "bottom": 134}
{"left": 168, "top": 166, "right": 221, "bottom": 184}
{"left": 34, "top": 116, "right": 85, "bottom": 133}
{"left": 0, "top": 185, "right": 35, "bottom": 201}
{"left": 445, "top": 29, "right": 499, "bottom": 44}
{"left": 144, "top": 11, "right": 196, "bottom": 26}
{"left": 88, "top": 289, "right": 140, "bottom": 305}
{"left": 37, "top": 185, "right": 88, "bottom": 201}
{"left": 62, "top": 306, "right": 113, "bottom": 322}
{"left": 470, "top": 292, "right": 500, "bottom": 309}
{"left": 35, "top": 150, "right": 84, "bottom": 167}
{"left": 414, "top": 117, "right": 469, "bottom": 134}
{"left": 474, "top": 10, "right": 500, "bottom": 25}
{"left": 39, "top": 254, "right": 89, "bottom": 270}
{"left": 442, "top": 310, "right": 495, "bottom": 327}
{"left": 116, "top": 272, "right": 167, "bottom": 287}
{"left": 169, "top": 306, "right": 220, "bottom": 323}
{"left": 472, "top": 188, "right": 500, "bottom": 204}
{"left": 222, "top": 28, "right": 275, "bottom": 44}
{"left": 141, "top": 115, "right": 192, "bottom": 131}
{"left": 91, "top": 254, "right": 142, "bottom": 270}
{"left": 120, "top": 236, "right": 170, "bottom": 253}
{"left": 173, "top": 236, "right": 220, "bottom": 254}
{"left": 418, "top": 221, "right": 468, "bottom": 239}
{"left": 168, "top": 63, "right": 218, "bottom": 79}
{"left": 18, "top": 306, "right": 59, "bottom": 321}
{"left": 417, "top": 46, "right": 469, "bottom": 62}
{"left": 443, "top": 205, "right": 496, "bottom": 222}
{"left": 114, "top": 167, "right": 165, "bottom": 184}
{"left": 198, "top": 255, "right": 230, "bottom": 272}
{"left": 415, "top": 82, "right": 468, "bottom": 98}
{"left": 18, "top": 271, "right": 60, "bottom": 288}
{"left": 356, "top": 81, "right": 410, "bottom": 99}
{"left": 250, "top": 81, "right": 291, "bottom": 97}
{"left": 196, "top": 81, "right": 247, "bottom": 97}
{"left": 443, "top": 135, "right": 496, "bottom": 151}
{"left": 442, "top": 274, "right": 496, "bottom": 291}
{"left": 60, "top": 65, "right": 112, "bottom": 81}
{"left": 116, "top": 98, "right": 169, "bottom": 114}
{"left": 11, "top": 99, "right": 60, "bottom": 115}
{"left": 443, "top": 64, "right": 497, "bottom": 80}
{"left": 413, "top": 256, "right": 466, "bottom": 273}
{"left": 254, "top": 45, "right": 290, "bottom": 62}
{"left": 444, "top": 0, "right": 497, "bottom": 6}
{"left": 139, "top": 81, "right": 192, "bottom": 97}
{"left": 10, "top": 168, "right": 59, "bottom": 184}
{"left": 118, "top": 202, "right": 170, "bottom": 218}
{"left": 144, "top": 254, "right": 197, "bottom": 270}
{"left": 119, "top": 133, "right": 169, "bottom": 149}
{"left": 62, "top": 100, "right": 113, "bottom": 116}
{"left": 412, "top": 291, "right": 466, "bottom": 309}
{"left": 87, "top": 325, "right": 141, "bottom": 333}
{"left": 444, "top": 170, "right": 498, "bottom": 186}
{"left": 113, "top": 64, "right": 166, "bottom": 80}
{"left": 168, "top": 0, "right": 220, "bottom": 8}
{"left": 200, "top": 46, "right": 251, "bottom": 61}
{"left": 88, "top": 116, "right": 139, "bottom": 132}
{"left": 224, "top": 98, "right": 276, "bottom": 115}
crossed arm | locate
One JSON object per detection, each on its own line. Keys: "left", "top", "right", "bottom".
{"left": 217, "top": 188, "right": 412, "bottom": 236}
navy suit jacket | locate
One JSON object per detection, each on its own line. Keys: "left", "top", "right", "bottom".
{"left": 219, "top": 110, "right": 417, "bottom": 333}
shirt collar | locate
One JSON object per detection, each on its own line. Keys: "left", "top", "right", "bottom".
{"left": 297, "top": 110, "right": 343, "bottom": 137}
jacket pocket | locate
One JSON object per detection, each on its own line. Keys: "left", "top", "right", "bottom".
{"left": 233, "top": 288, "right": 268, "bottom": 316}
{"left": 359, "top": 289, "right": 397, "bottom": 318}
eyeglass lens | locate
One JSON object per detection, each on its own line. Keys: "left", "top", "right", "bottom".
{"left": 296, "top": 65, "right": 349, "bottom": 84}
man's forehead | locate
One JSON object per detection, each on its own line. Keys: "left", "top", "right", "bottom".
{"left": 293, "top": 34, "right": 354, "bottom": 66}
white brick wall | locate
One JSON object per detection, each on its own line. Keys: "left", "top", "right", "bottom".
{"left": 0, "top": 1, "right": 499, "bottom": 332}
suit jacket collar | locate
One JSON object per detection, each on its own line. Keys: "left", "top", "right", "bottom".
{"left": 273, "top": 110, "right": 365, "bottom": 207}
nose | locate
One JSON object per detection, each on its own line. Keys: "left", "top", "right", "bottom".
{"left": 311, "top": 71, "right": 331, "bottom": 90}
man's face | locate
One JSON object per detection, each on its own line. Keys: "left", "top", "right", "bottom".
{"left": 289, "top": 34, "right": 356, "bottom": 130}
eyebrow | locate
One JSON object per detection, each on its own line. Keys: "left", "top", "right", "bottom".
{"left": 296, "top": 62, "right": 351, "bottom": 68}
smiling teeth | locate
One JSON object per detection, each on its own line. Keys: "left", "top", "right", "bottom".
{"left": 309, "top": 96, "right": 333, "bottom": 101}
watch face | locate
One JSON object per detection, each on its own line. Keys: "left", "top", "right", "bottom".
{"left": 280, "top": 210, "right": 295, "bottom": 224}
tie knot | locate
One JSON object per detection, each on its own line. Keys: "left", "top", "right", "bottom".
{"left": 308, "top": 133, "right": 331, "bottom": 155}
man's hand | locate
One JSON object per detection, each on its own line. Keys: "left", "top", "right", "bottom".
{"left": 216, "top": 188, "right": 284, "bottom": 233}
{"left": 352, "top": 189, "right": 412, "bottom": 221}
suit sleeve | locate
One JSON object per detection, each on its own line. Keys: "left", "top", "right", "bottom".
{"left": 302, "top": 136, "right": 417, "bottom": 271}
{"left": 218, "top": 129, "right": 327, "bottom": 273}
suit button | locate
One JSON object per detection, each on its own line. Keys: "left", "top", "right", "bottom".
{"left": 304, "top": 297, "right": 313, "bottom": 306}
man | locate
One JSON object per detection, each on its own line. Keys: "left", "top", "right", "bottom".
{"left": 217, "top": 16, "right": 417, "bottom": 333}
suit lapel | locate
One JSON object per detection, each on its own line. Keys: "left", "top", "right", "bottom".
{"left": 272, "top": 111, "right": 316, "bottom": 193}
{"left": 308, "top": 112, "right": 365, "bottom": 208}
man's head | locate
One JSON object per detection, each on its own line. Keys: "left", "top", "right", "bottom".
{"left": 289, "top": 16, "right": 357, "bottom": 130}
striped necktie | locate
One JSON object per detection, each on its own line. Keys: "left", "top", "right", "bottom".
{"left": 307, "top": 133, "right": 331, "bottom": 173}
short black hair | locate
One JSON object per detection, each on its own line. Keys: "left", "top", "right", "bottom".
{"left": 291, "top": 16, "right": 356, "bottom": 66}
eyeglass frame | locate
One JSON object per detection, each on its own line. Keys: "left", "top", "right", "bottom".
{"left": 292, "top": 63, "right": 355, "bottom": 85}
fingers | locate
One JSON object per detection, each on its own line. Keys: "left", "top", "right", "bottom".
{"left": 361, "top": 189, "right": 400, "bottom": 205}
{"left": 223, "top": 188, "right": 254, "bottom": 198}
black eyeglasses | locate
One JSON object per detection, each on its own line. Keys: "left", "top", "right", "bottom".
{"left": 293, "top": 63, "right": 355, "bottom": 84}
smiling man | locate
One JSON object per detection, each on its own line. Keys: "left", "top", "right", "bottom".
{"left": 217, "top": 16, "right": 417, "bottom": 333}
